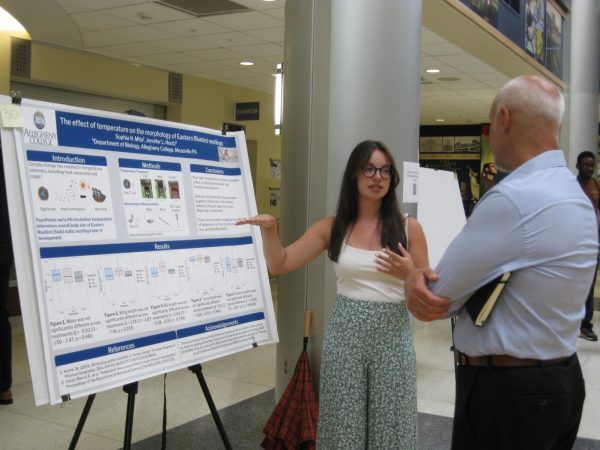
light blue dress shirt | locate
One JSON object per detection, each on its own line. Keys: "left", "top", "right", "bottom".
{"left": 431, "top": 150, "right": 598, "bottom": 359}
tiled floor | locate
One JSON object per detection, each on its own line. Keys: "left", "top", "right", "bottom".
{"left": 0, "top": 318, "right": 276, "bottom": 449}
{"left": 2, "top": 295, "right": 600, "bottom": 449}
{"left": 413, "top": 316, "right": 600, "bottom": 441}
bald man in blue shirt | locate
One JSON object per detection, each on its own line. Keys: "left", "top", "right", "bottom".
{"left": 405, "top": 75, "right": 597, "bottom": 449}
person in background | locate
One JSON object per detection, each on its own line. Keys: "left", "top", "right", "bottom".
{"left": 237, "top": 140, "right": 429, "bottom": 449}
{"left": 576, "top": 150, "right": 600, "bottom": 341}
{"left": 0, "top": 146, "right": 13, "bottom": 405}
{"left": 405, "top": 75, "right": 597, "bottom": 449}
{"left": 469, "top": 168, "right": 480, "bottom": 202}
{"left": 480, "top": 161, "right": 497, "bottom": 194}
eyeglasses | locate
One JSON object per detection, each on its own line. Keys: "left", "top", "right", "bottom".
{"left": 361, "top": 165, "right": 393, "bottom": 179}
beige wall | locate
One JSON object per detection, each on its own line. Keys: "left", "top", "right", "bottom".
{"left": 0, "top": 29, "right": 29, "bottom": 96}
{"left": 30, "top": 45, "right": 169, "bottom": 104}
{"left": 0, "top": 34, "right": 11, "bottom": 94}
{"left": 1, "top": 33, "right": 281, "bottom": 216}
{"left": 181, "top": 75, "right": 281, "bottom": 216}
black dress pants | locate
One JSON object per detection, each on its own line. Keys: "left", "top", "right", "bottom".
{"left": 452, "top": 354, "right": 585, "bottom": 450}
{"left": 0, "top": 258, "right": 12, "bottom": 392}
{"left": 581, "top": 260, "right": 598, "bottom": 331}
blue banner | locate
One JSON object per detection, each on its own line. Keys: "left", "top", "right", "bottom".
{"left": 55, "top": 111, "right": 236, "bottom": 161}
{"left": 40, "top": 236, "right": 253, "bottom": 258}
{"left": 27, "top": 150, "right": 107, "bottom": 167}
{"left": 118, "top": 158, "right": 181, "bottom": 172}
{"left": 177, "top": 312, "right": 266, "bottom": 339}
{"left": 190, "top": 164, "right": 241, "bottom": 176}
{"left": 55, "top": 331, "right": 177, "bottom": 366}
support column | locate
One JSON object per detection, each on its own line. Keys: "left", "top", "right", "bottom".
{"left": 566, "top": 0, "right": 599, "bottom": 168}
{"left": 277, "top": 0, "right": 422, "bottom": 396}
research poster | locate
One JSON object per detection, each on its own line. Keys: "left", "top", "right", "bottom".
{"left": 0, "top": 97, "right": 278, "bottom": 405}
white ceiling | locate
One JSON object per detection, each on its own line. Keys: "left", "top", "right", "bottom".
{"left": 1, "top": 0, "right": 511, "bottom": 125}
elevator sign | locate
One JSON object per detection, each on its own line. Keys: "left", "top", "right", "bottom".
{"left": 234, "top": 102, "right": 260, "bottom": 121}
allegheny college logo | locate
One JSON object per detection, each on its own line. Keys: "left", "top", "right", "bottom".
{"left": 33, "top": 111, "right": 46, "bottom": 129}
{"left": 25, "top": 110, "right": 56, "bottom": 145}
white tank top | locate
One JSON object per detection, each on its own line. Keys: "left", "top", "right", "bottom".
{"left": 334, "top": 243, "right": 407, "bottom": 303}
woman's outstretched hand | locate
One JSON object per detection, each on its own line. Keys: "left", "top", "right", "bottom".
{"left": 374, "top": 243, "right": 415, "bottom": 280}
{"left": 235, "top": 214, "right": 278, "bottom": 230}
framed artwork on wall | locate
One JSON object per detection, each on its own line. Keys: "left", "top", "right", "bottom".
{"left": 454, "top": 136, "right": 481, "bottom": 153}
{"left": 525, "top": 0, "right": 545, "bottom": 63}
{"left": 545, "top": 1, "right": 563, "bottom": 77}
{"left": 442, "top": 136, "right": 455, "bottom": 152}
{"left": 419, "top": 136, "right": 443, "bottom": 153}
{"left": 469, "top": 0, "right": 499, "bottom": 26}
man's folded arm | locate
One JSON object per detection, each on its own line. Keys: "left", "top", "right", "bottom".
{"left": 429, "top": 191, "right": 524, "bottom": 315}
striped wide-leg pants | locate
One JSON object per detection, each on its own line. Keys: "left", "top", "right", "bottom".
{"left": 316, "top": 294, "right": 417, "bottom": 449}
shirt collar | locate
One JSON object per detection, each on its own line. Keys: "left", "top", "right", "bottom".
{"left": 503, "top": 150, "right": 566, "bottom": 180}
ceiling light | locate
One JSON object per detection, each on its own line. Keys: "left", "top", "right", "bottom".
{"left": 426, "top": 69, "right": 440, "bottom": 73}
{"left": 138, "top": 11, "right": 153, "bottom": 20}
{"left": 0, "top": 6, "right": 27, "bottom": 32}
{"left": 240, "top": 61, "right": 255, "bottom": 66}
{"left": 263, "top": 0, "right": 278, "bottom": 2}
{"left": 435, "top": 118, "right": 445, "bottom": 122}
{"left": 274, "top": 63, "right": 283, "bottom": 135}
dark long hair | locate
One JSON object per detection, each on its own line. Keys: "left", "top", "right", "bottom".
{"left": 328, "top": 140, "right": 407, "bottom": 262}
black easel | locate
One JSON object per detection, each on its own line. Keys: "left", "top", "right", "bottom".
{"left": 123, "top": 382, "right": 138, "bottom": 449}
{"left": 189, "top": 364, "right": 232, "bottom": 450}
{"left": 68, "top": 365, "right": 232, "bottom": 450}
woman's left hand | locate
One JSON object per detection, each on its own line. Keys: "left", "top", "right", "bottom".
{"left": 374, "top": 243, "right": 415, "bottom": 279}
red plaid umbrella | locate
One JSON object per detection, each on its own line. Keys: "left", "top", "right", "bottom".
{"left": 262, "top": 311, "right": 318, "bottom": 450}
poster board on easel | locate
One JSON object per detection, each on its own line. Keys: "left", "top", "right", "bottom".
{"left": 416, "top": 167, "right": 466, "bottom": 268}
{"left": 0, "top": 96, "right": 278, "bottom": 405}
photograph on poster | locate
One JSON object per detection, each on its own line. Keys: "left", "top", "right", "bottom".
{"left": 168, "top": 180, "right": 180, "bottom": 199}
{"left": 155, "top": 179, "right": 166, "bottom": 199}
{"left": 545, "top": 2, "right": 563, "bottom": 77}
{"left": 525, "top": 0, "right": 545, "bottom": 63}
{"left": 140, "top": 179, "right": 153, "bottom": 198}
{"left": 217, "top": 147, "right": 239, "bottom": 164}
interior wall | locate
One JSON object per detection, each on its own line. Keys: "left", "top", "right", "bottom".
{"left": 181, "top": 75, "right": 281, "bottom": 217}
{"left": 0, "top": 34, "right": 281, "bottom": 217}
{"left": 30, "top": 44, "right": 169, "bottom": 104}
{"left": 0, "top": 34, "right": 10, "bottom": 94}
{"left": 0, "top": 28, "right": 29, "bottom": 95}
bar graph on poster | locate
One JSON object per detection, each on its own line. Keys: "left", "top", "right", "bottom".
{"left": 0, "top": 97, "right": 278, "bottom": 405}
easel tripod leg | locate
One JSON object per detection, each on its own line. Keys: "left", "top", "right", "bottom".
{"left": 68, "top": 394, "right": 96, "bottom": 450}
{"left": 188, "top": 364, "right": 232, "bottom": 450}
{"left": 123, "top": 382, "right": 138, "bottom": 450}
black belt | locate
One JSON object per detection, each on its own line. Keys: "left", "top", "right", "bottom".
{"left": 455, "top": 351, "right": 573, "bottom": 368}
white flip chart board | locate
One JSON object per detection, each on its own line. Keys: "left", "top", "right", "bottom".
{"left": 417, "top": 167, "right": 467, "bottom": 268}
